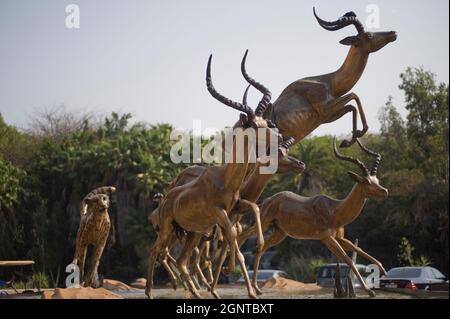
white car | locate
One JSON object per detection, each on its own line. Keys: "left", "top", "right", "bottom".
{"left": 380, "top": 267, "right": 447, "bottom": 290}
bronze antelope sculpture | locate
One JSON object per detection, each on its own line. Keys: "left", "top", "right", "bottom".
{"left": 145, "top": 52, "right": 281, "bottom": 300}
{"left": 148, "top": 56, "right": 305, "bottom": 297}
{"left": 238, "top": 138, "right": 388, "bottom": 297}
{"left": 149, "top": 81, "right": 305, "bottom": 295}
{"left": 265, "top": 8, "right": 397, "bottom": 148}
{"left": 147, "top": 85, "right": 260, "bottom": 293}
{"left": 149, "top": 137, "right": 304, "bottom": 296}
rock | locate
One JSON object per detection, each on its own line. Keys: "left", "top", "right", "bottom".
{"left": 262, "top": 277, "right": 322, "bottom": 291}
{"left": 42, "top": 287, "right": 123, "bottom": 299}
{"left": 130, "top": 278, "right": 146, "bottom": 289}
{"left": 102, "top": 279, "right": 132, "bottom": 291}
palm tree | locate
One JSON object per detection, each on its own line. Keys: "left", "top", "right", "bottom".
{"left": 294, "top": 137, "right": 333, "bottom": 196}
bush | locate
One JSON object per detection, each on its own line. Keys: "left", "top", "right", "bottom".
{"left": 13, "top": 272, "right": 49, "bottom": 290}
{"left": 283, "top": 255, "right": 329, "bottom": 283}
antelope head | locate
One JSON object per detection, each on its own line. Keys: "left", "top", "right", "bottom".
{"left": 206, "top": 50, "right": 280, "bottom": 146}
{"left": 313, "top": 8, "right": 397, "bottom": 53}
{"left": 239, "top": 59, "right": 305, "bottom": 175}
{"left": 277, "top": 137, "right": 306, "bottom": 175}
{"left": 333, "top": 138, "right": 388, "bottom": 199}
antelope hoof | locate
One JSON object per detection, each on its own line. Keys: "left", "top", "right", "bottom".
{"left": 172, "top": 283, "right": 177, "bottom": 291}
{"left": 368, "top": 289, "right": 376, "bottom": 298}
{"left": 248, "top": 292, "right": 258, "bottom": 299}
{"left": 255, "top": 287, "right": 263, "bottom": 295}
{"left": 211, "top": 290, "right": 221, "bottom": 299}
{"left": 192, "top": 291, "right": 203, "bottom": 299}
{"left": 145, "top": 288, "right": 153, "bottom": 299}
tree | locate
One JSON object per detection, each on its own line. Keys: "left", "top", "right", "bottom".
{"left": 399, "top": 67, "right": 449, "bottom": 272}
{"left": 400, "top": 67, "right": 449, "bottom": 182}
{"left": 27, "top": 105, "right": 98, "bottom": 142}
{"left": 377, "top": 97, "right": 411, "bottom": 171}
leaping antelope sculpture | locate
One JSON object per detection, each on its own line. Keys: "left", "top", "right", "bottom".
{"left": 238, "top": 138, "right": 388, "bottom": 297}
{"left": 266, "top": 8, "right": 397, "bottom": 148}
{"left": 145, "top": 52, "right": 281, "bottom": 300}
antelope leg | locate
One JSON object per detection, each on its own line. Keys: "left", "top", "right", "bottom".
{"left": 323, "top": 236, "right": 375, "bottom": 297}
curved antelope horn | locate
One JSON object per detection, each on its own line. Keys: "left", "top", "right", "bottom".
{"left": 241, "top": 50, "right": 272, "bottom": 117}
{"left": 313, "top": 7, "right": 365, "bottom": 34}
{"left": 356, "top": 138, "right": 381, "bottom": 176}
{"left": 242, "top": 84, "right": 251, "bottom": 107}
{"left": 333, "top": 137, "right": 368, "bottom": 176}
{"left": 206, "top": 55, "right": 255, "bottom": 117}
{"left": 280, "top": 137, "right": 295, "bottom": 150}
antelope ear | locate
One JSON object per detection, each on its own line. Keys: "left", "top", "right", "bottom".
{"left": 347, "top": 171, "right": 365, "bottom": 183}
{"left": 340, "top": 36, "right": 360, "bottom": 46}
{"left": 278, "top": 147, "right": 288, "bottom": 158}
{"left": 239, "top": 113, "right": 248, "bottom": 126}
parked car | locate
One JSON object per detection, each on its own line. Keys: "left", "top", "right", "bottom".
{"left": 237, "top": 270, "right": 289, "bottom": 284}
{"left": 380, "top": 266, "right": 447, "bottom": 290}
{"left": 316, "top": 263, "right": 372, "bottom": 288}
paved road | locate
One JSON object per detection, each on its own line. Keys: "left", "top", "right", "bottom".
{"left": 118, "top": 285, "right": 413, "bottom": 299}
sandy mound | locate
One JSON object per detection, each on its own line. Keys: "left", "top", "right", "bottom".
{"left": 262, "top": 277, "right": 322, "bottom": 291}
{"left": 130, "top": 278, "right": 147, "bottom": 289}
{"left": 42, "top": 287, "right": 123, "bottom": 299}
{"left": 102, "top": 279, "right": 133, "bottom": 291}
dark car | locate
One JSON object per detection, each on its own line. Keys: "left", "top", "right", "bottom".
{"left": 380, "top": 267, "right": 447, "bottom": 290}
{"left": 316, "top": 263, "right": 372, "bottom": 288}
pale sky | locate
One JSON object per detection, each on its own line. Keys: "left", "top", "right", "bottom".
{"left": 0, "top": 0, "right": 448, "bottom": 136}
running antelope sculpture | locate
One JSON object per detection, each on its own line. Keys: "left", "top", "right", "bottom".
{"left": 145, "top": 52, "right": 280, "bottom": 300}
{"left": 266, "top": 8, "right": 397, "bottom": 148}
{"left": 239, "top": 138, "right": 388, "bottom": 297}
{"left": 150, "top": 137, "right": 304, "bottom": 296}
{"left": 148, "top": 60, "right": 305, "bottom": 297}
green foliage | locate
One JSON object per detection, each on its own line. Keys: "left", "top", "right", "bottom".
{"left": 0, "top": 113, "right": 36, "bottom": 166}
{"left": 12, "top": 272, "right": 49, "bottom": 290}
{"left": 30, "top": 272, "right": 50, "bottom": 289}
{"left": 414, "top": 255, "right": 432, "bottom": 267}
{"left": 397, "top": 237, "right": 432, "bottom": 267}
{"left": 0, "top": 158, "right": 25, "bottom": 211}
{"left": 308, "top": 258, "right": 327, "bottom": 278}
{"left": 229, "top": 266, "right": 243, "bottom": 283}
{"left": 397, "top": 237, "right": 415, "bottom": 266}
